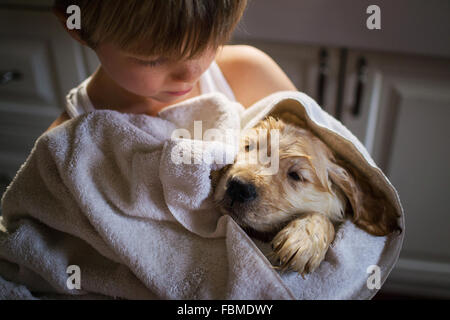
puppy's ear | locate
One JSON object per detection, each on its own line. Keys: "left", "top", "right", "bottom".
{"left": 275, "top": 112, "right": 307, "bottom": 129}
{"left": 327, "top": 158, "right": 401, "bottom": 236}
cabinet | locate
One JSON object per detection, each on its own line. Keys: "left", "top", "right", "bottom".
{"left": 234, "top": 36, "right": 450, "bottom": 298}
{"left": 341, "top": 50, "right": 450, "bottom": 297}
{"left": 0, "top": 8, "right": 98, "bottom": 195}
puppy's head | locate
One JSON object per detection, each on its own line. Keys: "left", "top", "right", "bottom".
{"left": 213, "top": 116, "right": 401, "bottom": 238}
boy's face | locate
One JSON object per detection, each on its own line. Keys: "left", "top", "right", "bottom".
{"left": 95, "top": 42, "right": 218, "bottom": 102}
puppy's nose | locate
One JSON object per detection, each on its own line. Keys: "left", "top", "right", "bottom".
{"left": 226, "top": 178, "right": 258, "bottom": 203}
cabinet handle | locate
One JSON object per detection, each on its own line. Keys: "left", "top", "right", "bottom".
{"left": 1, "top": 70, "right": 23, "bottom": 85}
{"left": 352, "top": 57, "right": 367, "bottom": 117}
{"left": 316, "top": 48, "right": 328, "bottom": 106}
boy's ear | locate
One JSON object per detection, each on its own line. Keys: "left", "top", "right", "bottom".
{"left": 52, "top": 7, "right": 88, "bottom": 46}
{"left": 327, "top": 157, "right": 402, "bottom": 236}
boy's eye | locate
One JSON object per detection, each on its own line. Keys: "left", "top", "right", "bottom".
{"left": 134, "top": 57, "right": 165, "bottom": 67}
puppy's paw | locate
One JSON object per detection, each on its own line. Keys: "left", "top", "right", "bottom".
{"left": 270, "top": 213, "right": 335, "bottom": 276}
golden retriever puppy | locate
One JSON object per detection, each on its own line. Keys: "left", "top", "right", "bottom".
{"left": 212, "top": 115, "right": 400, "bottom": 275}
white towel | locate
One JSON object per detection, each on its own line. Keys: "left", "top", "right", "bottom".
{"left": 0, "top": 91, "right": 404, "bottom": 299}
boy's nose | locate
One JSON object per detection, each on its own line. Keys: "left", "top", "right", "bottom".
{"left": 171, "top": 62, "right": 201, "bottom": 82}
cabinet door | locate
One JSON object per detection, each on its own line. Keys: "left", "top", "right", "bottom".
{"left": 341, "top": 50, "right": 450, "bottom": 297}
{"left": 231, "top": 38, "right": 340, "bottom": 116}
{"left": 0, "top": 9, "right": 96, "bottom": 184}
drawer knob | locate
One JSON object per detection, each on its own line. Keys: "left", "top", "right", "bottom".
{"left": 1, "top": 70, "right": 23, "bottom": 85}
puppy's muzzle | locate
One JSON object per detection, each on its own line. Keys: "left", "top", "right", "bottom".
{"left": 226, "top": 178, "right": 258, "bottom": 203}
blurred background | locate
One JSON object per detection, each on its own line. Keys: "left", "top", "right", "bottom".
{"left": 0, "top": 0, "right": 449, "bottom": 299}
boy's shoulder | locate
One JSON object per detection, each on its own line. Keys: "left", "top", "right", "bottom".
{"left": 216, "top": 45, "right": 297, "bottom": 108}
{"left": 216, "top": 44, "right": 269, "bottom": 64}
{"left": 215, "top": 45, "right": 279, "bottom": 84}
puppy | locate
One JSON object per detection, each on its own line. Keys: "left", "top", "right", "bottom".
{"left": 212, "top": 115, "right": 401, "bottom": 275}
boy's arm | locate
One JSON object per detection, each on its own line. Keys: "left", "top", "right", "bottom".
{"left": 216, "top": 45, "right": 297, "bottom": 108}
{"left": 44, "top": 111, "right": 70, "bottom": 133}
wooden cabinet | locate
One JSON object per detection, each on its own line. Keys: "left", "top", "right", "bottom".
{"left": 341, "top": 50, "right": 450, "bottom": 297}
{"left": 0, "top": 8, "right": 98, "bottom": 190}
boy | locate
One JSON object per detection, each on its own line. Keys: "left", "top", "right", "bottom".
{"left": 47, "top": 0, "right": 296, "bottom": 131}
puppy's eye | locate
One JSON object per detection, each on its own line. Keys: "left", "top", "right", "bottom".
{"left": 288, "top": 171, "right": 302, "bottom": 181}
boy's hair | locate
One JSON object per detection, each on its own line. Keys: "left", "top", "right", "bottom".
{"left": 54, "top": 0, "right": 247, "bottom": 59}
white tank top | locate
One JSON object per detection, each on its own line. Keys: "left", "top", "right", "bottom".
{"left": 65, "top": 61, "right": 236, "bottom": 119}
